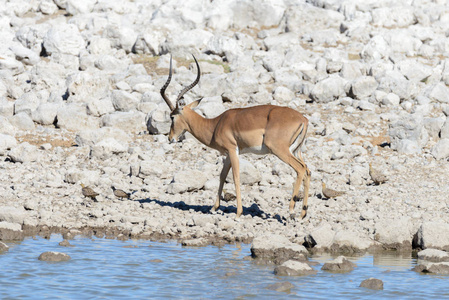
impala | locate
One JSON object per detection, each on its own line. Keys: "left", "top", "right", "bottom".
{"left": 160, "top": 55, "right": 311, "bottom": 219}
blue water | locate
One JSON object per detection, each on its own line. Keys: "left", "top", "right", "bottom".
{"left": 0, "top": 235, "right": 448, "bottom": 299}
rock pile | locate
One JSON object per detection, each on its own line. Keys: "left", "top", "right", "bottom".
{"left": 0, "top": 0, "right": 448, "bottom": 259}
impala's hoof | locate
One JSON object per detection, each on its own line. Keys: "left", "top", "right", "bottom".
{"left": 289, "top": 213, "right": 296, "bottom": 220}
{"left": 300, "top": 210, "right": 307, "bottom": 219}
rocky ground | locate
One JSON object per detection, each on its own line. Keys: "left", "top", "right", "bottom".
{"left": 1, "top": 0, "right": 449, "bottom": 262}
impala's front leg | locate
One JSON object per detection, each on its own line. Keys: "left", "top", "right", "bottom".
{"left": 212, "top": 155, "right": 231, "bottom": 212}
{"left": 228, "top": 149, "right": 242, "bottom": 218}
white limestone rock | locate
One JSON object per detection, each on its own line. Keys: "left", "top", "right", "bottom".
{"left": 65, "top": 0, "right": 96, "bottom": 15}
{"left": 8, "top": 142, "right": 39, "bottom": 163}
{"left": 273, "top": 86, "right": 294, "bottom": 103}
{"left": 360, "top": 35, "right": 390, "bottom": 61}
{"left": 381, "top": 93, "right": 400, "bottom": 107}
{"left": 88, "top": 37, "right": 112, "bottom": 55}
{"left": 139, "top": 159, "right": 170, "bottom": 179}
{"left": 39, "top": 0, "right": 58, "bottom": 15}
{"left": 440, "top": 118, "right": 449, "bottom": 139}
{"left": 32, "top": 103, "right": 59, "bottom": 125}
{"left": 396, "top": 60, "right": 433, "bottom": 82}
{"left": 14, "top": 92, "right": 40, "bottom": 116}
{"left": 0, "top": 206, "right": 26, "bottom": 224}
{"left": 0, "top": 134, "right": 17, "bottom": 156}
{"left": 0, "top": 98, "right": 14, "bottom": 117}
{"left": 104, "top": 25, "right": 139, "bottom": 54}
{"left": 251, "top": 233, "right": 308, "bottom": 264}
{"left": 43, "top": 24, "right": 85, "bottom": 56}
{"left": 9, "top": 112, "right": 35, "bottom": 131}
{"left": 64, "top": 168, "right": 101, "bottom": 185}
{"left": 147, "top": 108, "right": 171, "bottom": 135}
{"left": 226, "top": 158, "right": 261, "bottom": 185}
{"left": 350, "top": 76, "right": 378, "bottom": 99}
{"left": 389, "top": 115, "right": 428, "bottom": 154}
{"left": 94, "top": 55, "right": 129, "bottom": 72}
{"left": 374, "top": 218, "right": 413, "bottom": 250}
{"left": 9, "top": 44, "right": 40, "bottom": 66}
{"left": 431, "top": 139, "right": 449, "bottom": 160}
{"left": 423, "top": 117, "right": 445, "bottom": 139}
{"left": 415, "top": 222, "right": 449, "bottom": 251}
{"left": 111, "top": 90, "right": 140, "bottom": 112}
{"left": 87, "top": 97, "right": 115, "bottom": 117}
{"left": 66, "top": 71, "right": 111, "bottom": 104}
{"left": 330, "top": 230, "right": 374, "bottom": 253}
{"left": 75, "top": 127, "right": 131, "bottom": 148}
{"left": 305, "top": 222, "right": 335, "bottom": 250}
{"left": 56, "top": 104, "right": 100, "bottom": 131}
{"left": 91, "top": 137, "right": 129, "bottom": 160}
{"left": 195, "top": 96, "right": 226, "bottom": 118}
{"left": 418, "top": 249, "right": 449, "bottom": 262}
{"left": 310, "top": 75, "right": 346, "bottom": 103}
{"left": 102, "top": 111, "right": 146, "bottom": 133}
{"left": 167, "top": 170, "right": 208, "bottom": 194}
{"left": 0, "top": 57, "right": 24, "bottom": 76}
{"left": 426, "top": 83, "right": 449, "bottom": 104}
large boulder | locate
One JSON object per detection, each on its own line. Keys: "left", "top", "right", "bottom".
{"left": 389, "top": 115, "right": 428, "bottom": 154}
{"left": 304, "top": 222, "right": 335, "bottom": 251}
{"left": 310, "top": 75, "right": 346, "bottom": 103}
{"left": 32, "top": 103, "right": 59, "bottom": 125}
{"left": 0, "top": 222, "right": 23, "bottom": 241}
{"left": 8, "top": 142, "right": 39, "bottom": 163}
{"left": 417, "top": 249, "right": 449, "bottom": 262}
{"left": 56, "top": 104, "right": 100, "bottom": 131}
{"left": 43, "top": 24, "right": 85, "bottom": 56}
{"left": 147, "top": 108, "right": 171, "bottom": 135}
{"left": 374, "top": 218, "right": 413, "bottom": 250}
{"left": 251, "top": 234, "right": 308, "bottom": 264}
{"left": 330, "top": 230, "right": 374, "bottom": 253}
{"left": 0, "top": 206, "right": 26, "bottom": 224}
{"left": 349, "top": 76, "right": 378, "bottom": 99}
{"left": 414, "top": 222, "right": 449, "bottom": 251}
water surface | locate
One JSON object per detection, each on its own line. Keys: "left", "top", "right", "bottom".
{"left": 0, "top": 235, "right": 447, "bottom": 299}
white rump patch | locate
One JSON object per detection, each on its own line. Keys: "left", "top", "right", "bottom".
{"left": 289, "top": 125, "right": 305, "bottom": 156}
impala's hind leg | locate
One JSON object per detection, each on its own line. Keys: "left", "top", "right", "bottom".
{"left": 268, "top": 145, "right": 309, "bottom": 219}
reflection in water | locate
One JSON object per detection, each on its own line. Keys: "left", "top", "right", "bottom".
{"left": 0, "top": 235, "right": 447, "bottom": 299}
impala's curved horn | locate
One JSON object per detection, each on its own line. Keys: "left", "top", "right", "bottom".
{"left": 176, "top": 54, "right": 201, "bottom": 104}
{"left": 160, "top": 55, "right": 175, "bottom": 112}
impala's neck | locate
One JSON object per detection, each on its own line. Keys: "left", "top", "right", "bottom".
{"left": 183, "top": 108, "right": 218, "bottom": 147}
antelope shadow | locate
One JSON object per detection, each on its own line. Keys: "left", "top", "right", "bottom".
{"left": 135, "top": 197, "right": 285, "bottom": 222}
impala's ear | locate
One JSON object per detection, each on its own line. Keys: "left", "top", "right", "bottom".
{"left": 187, "top": 98, "right": 203, "bottom": 109}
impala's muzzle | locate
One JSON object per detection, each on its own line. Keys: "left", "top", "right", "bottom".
{"left": 168, "top": 132, "right": 186, "bottom": 144}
